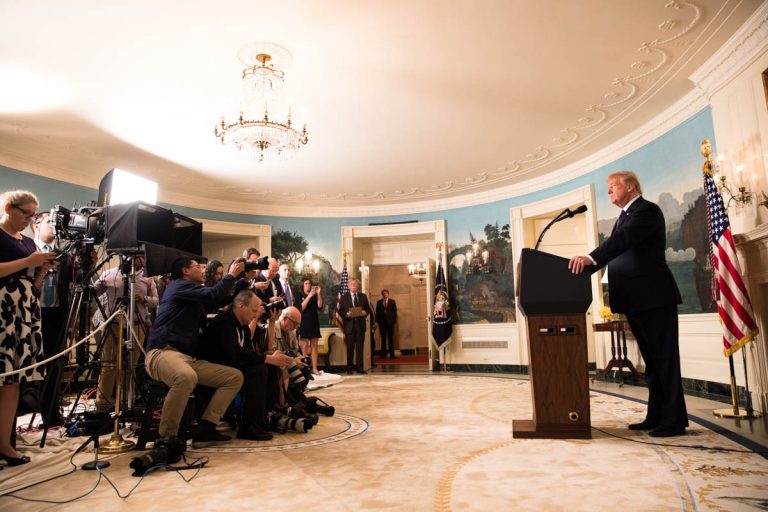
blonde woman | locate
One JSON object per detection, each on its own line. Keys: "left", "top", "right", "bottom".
{"left": 298, "top": 278, "right": 323, "bottom": 375}
{"left": 0, "top": 190, "right": 56, "bottom": 466}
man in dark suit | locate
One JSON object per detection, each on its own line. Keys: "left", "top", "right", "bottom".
{"left": 253, "top": 257, "right": 280, "bottom": 303}
{"left": 375, "top": 289, "right": 397, "bottom": 359}
{"left": 339, "top": 278, "right": 371, "bottom": 374}
{"left": 569, "top": 170, "right": 688, "bottom": 437}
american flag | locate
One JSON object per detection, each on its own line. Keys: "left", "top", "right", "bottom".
{"left": 704, "top": 169, "right": 759, "bottom": 356}
{"left": 334, "top": 257, "right": 349, "bottom": 330}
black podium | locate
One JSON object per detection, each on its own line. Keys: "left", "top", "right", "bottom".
{"left": 513, "top": 248, "right": 593, "bottom": 439}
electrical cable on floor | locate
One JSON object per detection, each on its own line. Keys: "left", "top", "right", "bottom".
{"left": 0, "top": 444, "right": 208, "bottom": 503}
{"left": 591, "top": 426, "right": 768, "bottom": 454}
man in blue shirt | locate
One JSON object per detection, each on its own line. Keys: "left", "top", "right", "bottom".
{"left": 145, "top": 256, "right": 245, "bottom": 447}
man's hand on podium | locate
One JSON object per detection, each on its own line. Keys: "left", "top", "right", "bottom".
{"left": 568, "top": 255, "right": 594, "bottom": 274}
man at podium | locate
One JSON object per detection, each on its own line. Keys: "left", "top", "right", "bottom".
{"left": 568, "top": 171, "right": 688, "bottom": 438}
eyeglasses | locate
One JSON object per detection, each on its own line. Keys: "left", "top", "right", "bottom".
{"left": 12, "top": 205, "right": 37, "bottom": 219}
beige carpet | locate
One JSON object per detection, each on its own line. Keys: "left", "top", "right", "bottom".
{"left": 1, "top": 375, "right": 766, "bottom": 511}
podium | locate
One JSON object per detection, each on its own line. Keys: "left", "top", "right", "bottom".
{"left": 513, "top": 249, "right": 593, "bottom": 439}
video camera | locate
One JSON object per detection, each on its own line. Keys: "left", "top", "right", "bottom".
{"left": 50, "top": 204, "right": 105, "bottom": 243}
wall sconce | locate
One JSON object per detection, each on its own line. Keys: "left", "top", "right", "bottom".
{"left": 715, "top": 155, "right": 754, "bottom": 208}
{"left": 408, "top": 262, "right": 427, "bottom": 283}
{"left": 295, "top": 250, "right": 320, "bottom": 276}
{"left": 465, "top": 243, "right": 490, "bottom": 275}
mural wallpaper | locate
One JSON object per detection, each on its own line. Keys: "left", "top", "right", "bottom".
{"left": 0, "top": 109, "right": 717, "bottom": 325}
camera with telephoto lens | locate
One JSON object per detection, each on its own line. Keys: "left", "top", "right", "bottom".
{"left": 269, "top": 411, "right": 314, "bottom": 434}
{"left": 284, "top": 350, "right": 313, "bottom": 390}
{"left": 243, "top": 256, "right": 270, "bottom": 272}
{"left": 129, "top": 436, "right": 187, "bottom": 476}
{"left": 306, "top": 396, "right": 335, "bottom": 417}
{"left": 287, "top": 401, "right": 319, "bottom": 426}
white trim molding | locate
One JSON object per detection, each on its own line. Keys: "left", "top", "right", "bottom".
{"left": 688, "top": 1, "right": 768, "bottom": 98}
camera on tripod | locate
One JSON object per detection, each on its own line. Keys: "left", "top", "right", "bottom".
{"left": 50, "top": 204, "right": 105, "bottom": 242}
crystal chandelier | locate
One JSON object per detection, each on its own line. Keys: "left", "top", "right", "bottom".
{"left": 214, "top": 42, "right": 309, "bottom": 163}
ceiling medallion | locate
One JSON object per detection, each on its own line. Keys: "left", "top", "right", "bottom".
{"left": 214, "top": 42, "right": 309, "bottom": 163}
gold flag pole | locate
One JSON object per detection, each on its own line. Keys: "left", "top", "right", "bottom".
{"left": 100, "top": 309, "right": 136, "bottom": 453}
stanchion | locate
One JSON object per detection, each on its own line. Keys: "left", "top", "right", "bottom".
{"left": 99, "top": 311, "right": 136, "bottom": 454}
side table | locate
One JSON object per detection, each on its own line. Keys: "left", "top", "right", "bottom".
{"left": 592, "top": 321, "right": 643, "bottom": 387}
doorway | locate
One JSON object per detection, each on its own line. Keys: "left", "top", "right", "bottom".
{"left": 368, "top": 264, "right": 429, "bottom": 363}
{"left": 341, "top": 221, "right": 446, "bottom": 371}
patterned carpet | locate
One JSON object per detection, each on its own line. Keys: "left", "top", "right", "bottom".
{"left": 1, "top": 375, "right": 766, "bottom": 511}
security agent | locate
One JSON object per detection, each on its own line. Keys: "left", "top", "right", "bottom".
{"left": 199, "top": 290, "right": 296, "bottom": 441}
{"left": 144, "top": 257, "right": 245, "bottom": 448}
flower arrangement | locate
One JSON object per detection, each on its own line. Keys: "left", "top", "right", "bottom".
{"left": 598, "top": 306, "right": 624, "bottom": 322}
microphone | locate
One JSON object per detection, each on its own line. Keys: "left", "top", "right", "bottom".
{"left": 564, "top": 205, "right": 588, "bottom": 218}
{"left": 533, "top": 205, "right": 589, "bottom": 251}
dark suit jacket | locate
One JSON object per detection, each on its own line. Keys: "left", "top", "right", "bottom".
{"left": 589, "top": 196, "right": 681, "bottom": 314}
{"left": 338, "top": 292, "right": 371, "bottom": 336}
{"left": 253, "top": 272, "right": 278, "bottom": 303}
{"left": 274, "top": 280, "right": 298, "bottom": 308}
{"left": 375, "top": 298, "right": 397, "bottom": 326}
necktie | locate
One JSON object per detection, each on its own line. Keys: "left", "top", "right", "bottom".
{"left": 612, "top": 210, "right": 627, "bottom": 234}
{"left": 284, "top": 281, "right": 293, "bottom": 306}
{"left": 352, "top": 294, "right": 357, "bottom": 307}
{"left": 384, "top": 299, "right": 388, "bottom": 309}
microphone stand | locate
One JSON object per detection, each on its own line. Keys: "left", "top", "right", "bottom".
{"left": 80, "top": 432, "right": 111, "bottom": 471}
{"left": 533, "top": 208, "right": 571, "bottom": 251}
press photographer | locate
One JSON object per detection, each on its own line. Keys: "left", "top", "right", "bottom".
{"left": 144, "top": 256, "right": 244, "bottom": 449}
{"left": 198, "top": 289, "right": 297, "bottom": 441}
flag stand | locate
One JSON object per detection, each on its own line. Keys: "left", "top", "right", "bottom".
{"left": 713, "top": 352, "right": 762, "bottom": 419}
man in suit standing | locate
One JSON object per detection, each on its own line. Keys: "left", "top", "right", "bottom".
{"left": 569, "top": 170, "right": 688, "bottom": 437}
{"left": 275, "top": 263, "right": 299, "bottom": 352}
{"left": 375, "top": 289, "right": 397, "bottom": 359}
{"left": 339, "top": 278, "right": 371, "bottom": 375}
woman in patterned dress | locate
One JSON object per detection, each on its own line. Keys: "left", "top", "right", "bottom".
{"left": 0, "top": 190, "right": 56, "bottom": 466}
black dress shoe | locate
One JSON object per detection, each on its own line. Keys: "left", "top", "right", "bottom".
{"left": 238, "top": 424, "right": 274, "bottom": 441}
{"left": 628, "top": 420, "right": 658, "bottom": 430}
{"left": 0, "top": 453, "right": 31, "bottom": 466}
{"left": 649, "top": 426, "right": 686, "bottom": 438}
{"left": 357, "top": 369, "right": 368, "bottom": 375}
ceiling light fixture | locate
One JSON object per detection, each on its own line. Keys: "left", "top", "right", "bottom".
{"left": 214, "top": 42, "right": 308, "bottom": 163}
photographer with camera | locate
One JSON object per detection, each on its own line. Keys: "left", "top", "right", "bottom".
{"left": 0, "top": 190, "right": 57, "bottom": 467}
{"left": 91, "top": 255, "right": 158, "bottom": 413}
{"left": 199, "top": 290, "right": 296, "bottom": 440}
{"left": 144, "top": 256, "right": 244, "bottom": 448}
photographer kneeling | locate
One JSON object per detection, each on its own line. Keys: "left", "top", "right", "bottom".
{"left": 200, "top": 290, "right": 296, "bottom": 441}
{"left": 145, "top": 257, "right": 245, "bottom": 448}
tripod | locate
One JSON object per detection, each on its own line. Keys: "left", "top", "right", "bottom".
{"left": 36, "top": 251, "right": 146, "bottom": 450}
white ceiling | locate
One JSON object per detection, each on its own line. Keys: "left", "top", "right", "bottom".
{"left": 0, "top": 0, "right": 761, "bottom": 216}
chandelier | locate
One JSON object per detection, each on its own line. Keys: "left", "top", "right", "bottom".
{"left": 408, "top": 262, "right": 427, "bottom": 283}
{"left": 465, "top": 243, "right": 490, "bottom": 274}
{"left": 214, "top": 42, "right": 309, "bottom": 163}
